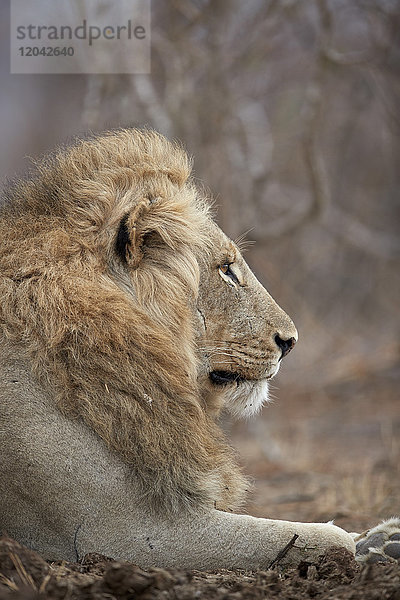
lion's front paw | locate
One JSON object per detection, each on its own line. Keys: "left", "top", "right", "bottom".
{"left": 353, "top": 517, "right": 400, "bottom": 564}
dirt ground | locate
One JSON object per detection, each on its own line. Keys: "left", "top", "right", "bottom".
{"left": 1, "top": 368, "right": 399, "bottom": 599}
{"left": 0, "top": 536, "right": 399, "bottom": 600}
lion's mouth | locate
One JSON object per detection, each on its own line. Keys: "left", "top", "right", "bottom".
{"left": 209, "top": 363, "right": 280, "bottom": 386}
{"left": 209, "top": 371, "right": 245, "bottom": 386}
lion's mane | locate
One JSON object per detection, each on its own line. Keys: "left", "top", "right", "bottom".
{"left": 0, "top": 130, "right": 247, "bottom": 513}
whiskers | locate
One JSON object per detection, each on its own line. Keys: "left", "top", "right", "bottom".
{"left": 197, "top": 345, "right": 235, "bottom": 358}
{"left": 198, "top": 340, "right": 270, "bottom": 364}
{"left": 196, "top": 347, "right": 234, "bottom": 368}
{"left": 233, "top": 230, "right": 255, "bottom": 254}
{"left": 265, "top": 381, "right": 278, "bottom": 404}
{"left": 197, "top": 340, "right": 274, "bottom": 418}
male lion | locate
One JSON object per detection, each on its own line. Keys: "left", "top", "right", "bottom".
{"left": 0, "top": 130, "right": 397, "bottom": 569}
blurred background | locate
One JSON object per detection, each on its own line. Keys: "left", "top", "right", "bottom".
{"left": 1, "top": 0, "right": 399, "bottom": 529}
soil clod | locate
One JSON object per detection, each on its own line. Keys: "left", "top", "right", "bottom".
{"left": 1, "top": 536, "right": 400, "bottom": 600}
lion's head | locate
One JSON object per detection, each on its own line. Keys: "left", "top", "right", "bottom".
{"left": 0, "top": 128, "right": 296, "bottom": 511}
{"left": 195, "top": 220, "right": 297, "bottom": 419}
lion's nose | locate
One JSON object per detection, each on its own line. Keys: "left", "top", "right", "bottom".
{"left": 274, "top": 334, "right": 296, "bottom": 359}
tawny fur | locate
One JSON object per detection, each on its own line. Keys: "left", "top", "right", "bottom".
{"left": 0, "top": 129, "right": 361, "bottom": 569}
{"left": 0, "top": 130, "right": 246, "bottom": 514}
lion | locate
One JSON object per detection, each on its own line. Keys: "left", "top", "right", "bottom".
{"left": 0, "top": 129, "right": 397, "bottom": 570}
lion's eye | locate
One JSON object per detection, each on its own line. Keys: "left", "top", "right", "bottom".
{"left": 219, "top": 263, "right": 240, "bottom": 286}
{"left": 220, "top": 263, "right": 231, "bottom": 275}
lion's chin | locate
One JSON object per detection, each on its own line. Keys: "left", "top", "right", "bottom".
{"left": 223, "top": 379, "right": 271, "bottom": 419}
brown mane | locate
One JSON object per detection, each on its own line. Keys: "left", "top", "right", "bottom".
{"left": 0, "top": 129, "right": 247, "bottom": 514}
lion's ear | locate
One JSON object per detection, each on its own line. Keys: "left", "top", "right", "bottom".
{"left": 115, "top": 213, "right": 133, "bottom": 264}
{"left": 115, "top": 199, "right": 152, "bottom": 268}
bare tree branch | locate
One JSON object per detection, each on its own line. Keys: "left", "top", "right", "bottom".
{"left": 324, "top": 206, "right": 400, "bottom": 259}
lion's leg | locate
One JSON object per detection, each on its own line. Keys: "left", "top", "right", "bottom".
{"left": 76, "top": 507, "right": 355, "bottom": 570}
